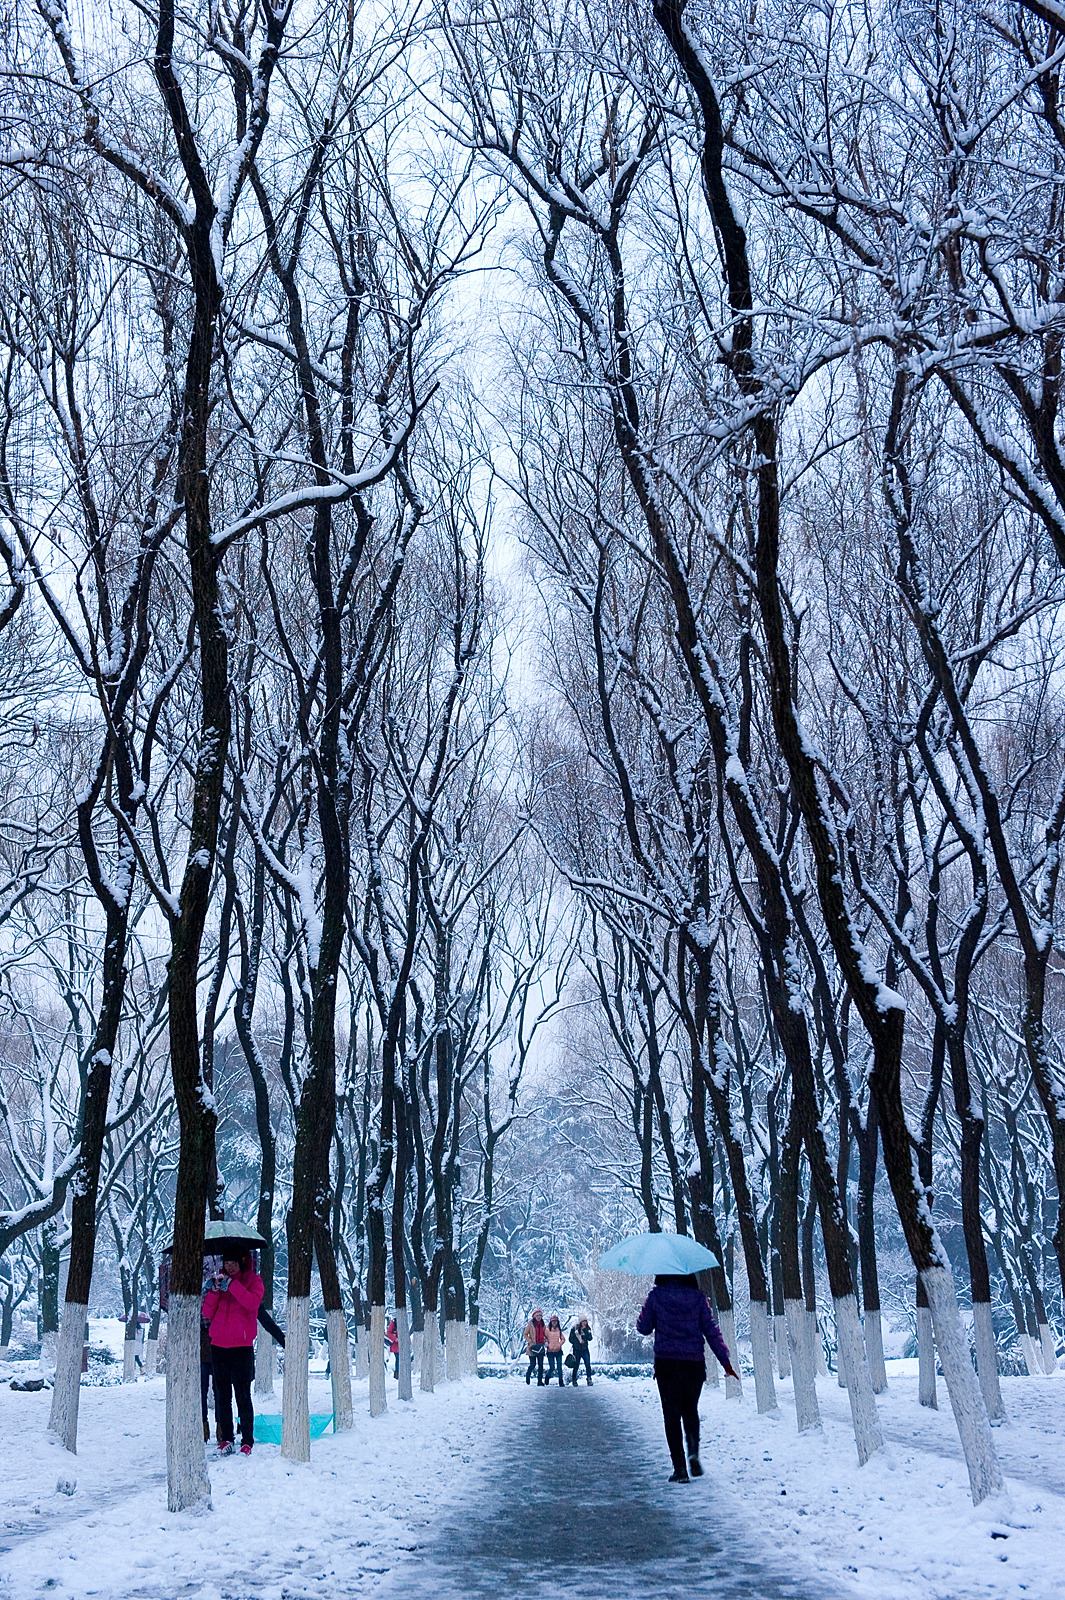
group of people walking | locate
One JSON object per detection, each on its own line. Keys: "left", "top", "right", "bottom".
{"left": 523, "top": 1310, "right": 594, "bottom": 1386}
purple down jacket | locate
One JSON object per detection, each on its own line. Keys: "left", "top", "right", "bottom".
{"left": 636, "top": 1282, "right": 732, "bottom": 1367}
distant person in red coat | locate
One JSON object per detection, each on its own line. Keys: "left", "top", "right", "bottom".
{"left": 202, "top": 1252, "right": 264, "bottom": 1456}
{"left": 386, "top": 1316, "right": 400, "bottom": 1378}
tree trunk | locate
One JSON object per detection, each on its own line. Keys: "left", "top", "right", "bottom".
{"left": 315, "top": 1225, "right": 352, "bottom": 1431}
{"left": 411, "top": 1329, "right": 423, "bottom": 1382}
{"left": 255, "top": 1321, "right": 276, "bottom": 1396}
{"left": 354, "top": 1323, "right": 369, "bottom": 1383}
{"left": 145, "top": 1308, "right": 161, "bottom": 1377}
{"left": 49, "top": 1307, "right": 88, "bottom": 1452}
{"left": 718, "top": 1305, "right": 741, "bottom": 1398}
{"left": 785, "top": 1298, "right": 820, "bottom": 1433}
{"left": 38, "top": 1218, "right": 60, "bottom": 1376}
{"left": 922, "top": 1265, "right": 1004, "bottom": 1503}
{"left": 392, "top": 1084, "right": 413, "bottom": 1401}
{"left": 282, "top": 1296, "right": 311, "bottom": 1461}
{"left": 445, "top": 1318, "right": 463, "bottom": 1381}
{"left": 855, "top": 1110, "right": 887, "bottom": 1394}
{"left": 123, "top": 1321, "right": 138, "bottom": 1383}
{"left": 917, "top": 1276, "right": 938, "bottom": 1409}
{"left": 834, "top": 1296, "right": 882, "bottom": 1466}
{"left": 368, "top": 1303, "right": 387, "bottom": 1417}
{"left": 779, "top": 1098, "right": 818, "bottom": 1431}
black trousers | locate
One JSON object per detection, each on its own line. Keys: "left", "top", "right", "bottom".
{"left": 526, "top": 1347, "right": 545, "bottom": 1383}
{"left": 654, "top": 1357, "right": 704, "bottom": 1473}
{"left": 570, "top": 1345, "right": 592, "bottom": 1383}
{"left": 200, "top": 1361, "right": 212, "bottom": 1437}
{"left": 211, "top": 1345, "right": 255, "bottom": 1448}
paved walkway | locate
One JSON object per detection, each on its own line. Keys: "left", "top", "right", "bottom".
{"left": 386, "top": 1381, "right": 840, "bottom": 1600}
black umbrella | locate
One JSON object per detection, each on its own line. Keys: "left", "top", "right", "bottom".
{"left": 202, "top": 1220, "right": 268, "bottom": 1256}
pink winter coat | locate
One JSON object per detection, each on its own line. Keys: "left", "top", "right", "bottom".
{"left": 202, "top": 1267, "right": 264, "bottom": 1348}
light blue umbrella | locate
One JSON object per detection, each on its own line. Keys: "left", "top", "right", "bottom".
{"left": 598, "top": 1232, "right": 720, "bottom": 1275}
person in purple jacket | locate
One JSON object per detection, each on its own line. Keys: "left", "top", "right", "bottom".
{"left": 636, "top": 1273, "right": 740, "bottom": 1483}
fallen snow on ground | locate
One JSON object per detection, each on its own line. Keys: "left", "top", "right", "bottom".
{"left": 0, "top": 1370, "right": 508, "bottom": 1600}
{"left": 622, "top": 1369, "right": 1065, "bottom": 1600}
{"left": 0, "top": 1364, "right": 1062, "bottom": 1599}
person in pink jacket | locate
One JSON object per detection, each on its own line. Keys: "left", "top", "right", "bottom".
{"left": 545, "top": 1315, "right": 567, "bottom": 1387}
{"left": 202, "top": 1251, "right": 264, "bottom": 1456}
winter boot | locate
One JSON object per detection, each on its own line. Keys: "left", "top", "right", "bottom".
{"left": 667, "top": 1469, "right": 690, "bottom": 1484}
{"left": 688, "top": 1456, "right": 703, "bottom": 1477}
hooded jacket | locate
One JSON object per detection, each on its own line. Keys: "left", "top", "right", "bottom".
{"left": 202, "top": 1265, "right": 264, "bottom": 1348}
{"left": 636, "top": 1282, "right": 731, "bottom": 1366}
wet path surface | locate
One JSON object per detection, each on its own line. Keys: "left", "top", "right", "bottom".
{"left": 386, "top": 1382, "right": 841, "bottom": 1600}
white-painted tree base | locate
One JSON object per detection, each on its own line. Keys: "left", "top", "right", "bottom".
{"left": 396, "top": 1306, "right": 413, "bottom": 1401}
{"left": 1019, "top": 1333, "right": 1040, "bottom": 1377}
{"left": 412, "top": 1329, "right": 424, "bottom": 1386}
{"left": 718, "top": 1306, "right": 742, "bottom": 1398}
{"left": 326, "top": 1308, "right": 353, "bottom": 1430}
{"left": 40, "top": 1331, "right": 58, "bottom": 1378}
{"left": 1038, "top": 1323, "right": 1058, "bottom": 1376}
{"left": 864, "top": 1307, "right": 887, "bottom": 1394}
{"left": 48, "top": 1303, "right": 88, "bottom": 1454}
{"left": 165, "top": 1295, "right": 211, "bottom": 1511}
{"left": 419, "top": 1325, "right": 435, "bottom": 1392}
{"left": 834, "top": 1294, "right": 883, "bottom": 1465}
{"left": 973, "top": 1300, "right": 1004, "bottom": 1420}
{"left": 704, "top": 1339, "right": 720, "bottom": 1387}
{"left": 785, "top": 1298, "right": 820, "bottom": 1433}
{"left": 353, "top": 1330, "right": 369, "bottom": 1382}
{"left": 281, "top": 1296, "right": 311, "bottom": 1462}
{"left": 144, "top": 1338, "right": 158, "bottom": 1378}
{"left": 812, "top": 1314, "right": 828, "bottom": 1374}
{"left": 749, "top": 1299, "right": 778, "bottom": 1414}
{"left": 123, "top": 1337, "right": 138, "bottom": 1383}
{"left": 466, "top": 1322, "right": 478, "bottom": 1376}
{"left": 918, "top": 1305, "right": 938, "bottom": 1407}
{"left": 369, "top": 1305, "right": 387, "bottom": 1416}
{"left": 254, "top": 1322, "right": 276, "bottom": 1395}
{"left": 774, "top": 1313, "right": 791, "bottom": 1379}
{"left": 922, "top": 1265, "right": 1005, "bottom": 1506}
{"left": 445, "top": 1319, "right": 462, "bottom": 1382}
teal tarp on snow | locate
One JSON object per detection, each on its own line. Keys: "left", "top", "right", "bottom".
{"left": 254, "top": 1413, "right": 333, "bottom": 1444}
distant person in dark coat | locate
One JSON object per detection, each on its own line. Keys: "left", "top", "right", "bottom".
{"left": 569, "top": 1317, "right": 593, "bottom": 1385}
{"left": 636, "top": 1274, "right": 739, "bottom": 1483}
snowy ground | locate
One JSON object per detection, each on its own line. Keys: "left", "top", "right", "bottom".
{"left": 0, "top": 1360, "right": 1062, "bottom": 1599}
